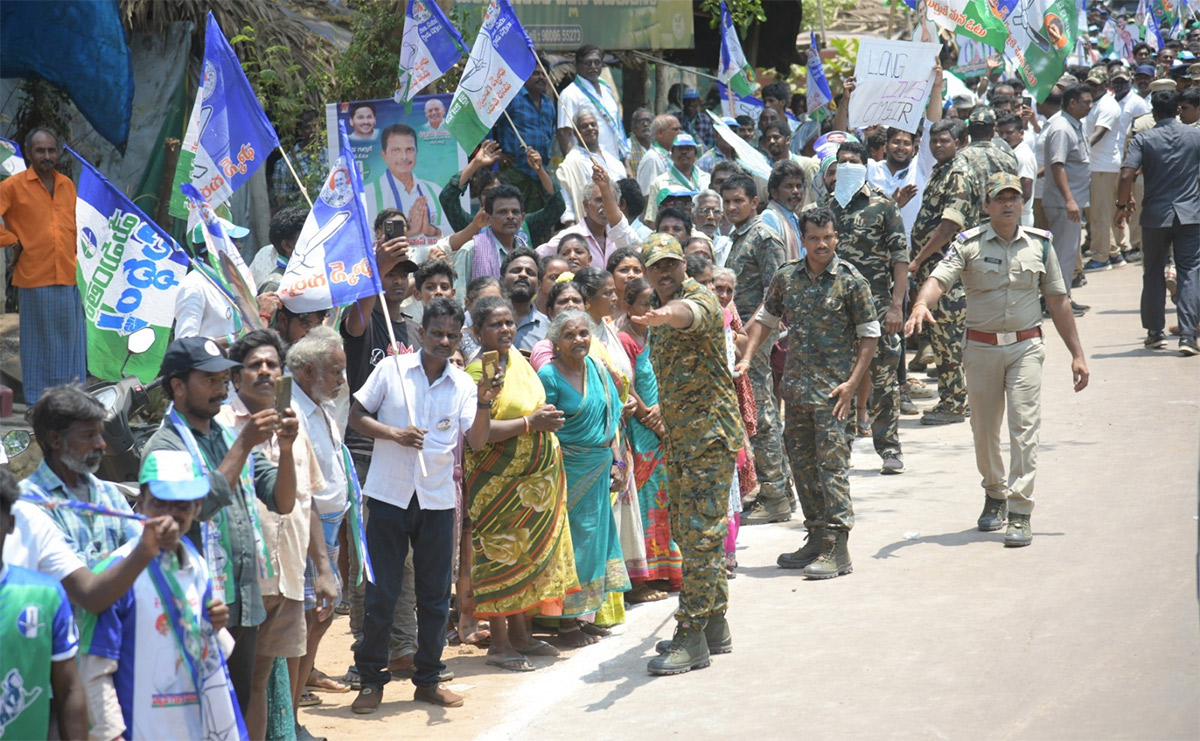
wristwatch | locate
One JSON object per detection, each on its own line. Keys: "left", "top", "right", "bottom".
{"left": 1115, "top": 201, "right": 1128, "bottom": 209}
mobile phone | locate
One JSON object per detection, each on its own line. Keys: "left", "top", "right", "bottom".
{"left": 1023, "top": 96, "right": 1034, "bottom": 109}
{"left": 384, "top": 219, "right": 404, "bottom": 240}
{"left": 274, "top": 376, "right": 292, "bottom": 415}
{"left": 480, "top": 351, "right": 499, "bottom": 383}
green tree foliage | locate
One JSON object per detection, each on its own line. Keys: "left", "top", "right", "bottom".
{"left": 699, "top": 0, "right": 766, "bottom": 29}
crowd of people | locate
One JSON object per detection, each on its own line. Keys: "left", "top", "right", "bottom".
{"left": 1, "top": 20, "right": 1198, "bottom": 741}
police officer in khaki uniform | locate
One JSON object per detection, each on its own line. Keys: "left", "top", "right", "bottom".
{"left": 905, "top": 173, "right": 1089, "bottom": 547}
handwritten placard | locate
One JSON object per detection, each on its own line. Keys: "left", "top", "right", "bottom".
{"left": 848, "top": 38, "right": 941, "bottom": 134}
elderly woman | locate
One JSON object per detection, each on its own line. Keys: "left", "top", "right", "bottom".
{"left": 537, "top": 310, "right": 631, "bottom": 646}
{"left": 463, "top": 296, "right": 580, "bottom": 671}
{"left": 575, "top": 267, "right": 648, "bottom": 607}
{"left": 618, "top": 277, "right": 682, "bottom": 596}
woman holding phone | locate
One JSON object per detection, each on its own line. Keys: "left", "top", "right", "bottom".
{"left": 462, "top": 296, "right": 579, "bottom": 672}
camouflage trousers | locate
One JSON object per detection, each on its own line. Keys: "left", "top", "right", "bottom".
{"left": 868, "top": 306, "right": 903, "bottom": 458}
{"left": 663, "top": 438, "right": 735, "bottom": 626}
{"left": 746, "top": 330, "right": 793, "bottom": 510}
{"left": 783, "top": 402, "right": 855, "bottom": 531}
{"left": 918, "top": 262, "right": 968, "bottom": 414}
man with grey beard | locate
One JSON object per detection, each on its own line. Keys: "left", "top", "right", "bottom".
{"left": 20, "top": 385, "right": 143, "bottom": 569}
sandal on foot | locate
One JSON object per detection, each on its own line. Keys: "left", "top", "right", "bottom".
{"left": 485, "top": 656, "right": 535, "bottom": 672}
{"left": 625, "top": 584, "right": 668, "bottom": 604}
{"left": 297, "top": 691, "right": 322, "bottom": 707}
{"left": 516, "top": 639, "right": 561, "bottom": 657}
{"left": 306, "top": 670, "right": 350, "bottom": 693}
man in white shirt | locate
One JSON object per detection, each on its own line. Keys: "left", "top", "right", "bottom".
{"left": 636, "top": 114, "right": 682, "bottom": 197}
{"left": 1113, "top": 66, "right": 1151, "bottom": 262}
{"left": 1082, "top": 69, "right": 1127, "bottom": 270}
{"left": 556, "top": 109, "right": 626, "bottom": 225}
{"left": 250, "top": 207, "right": 306, "bottom": 291}
{"left": 644, "top": 133, "right": 711, "bottom": 222}
{"left": 557, "top": 44, "right": 628, "bottom": 165}
{"left": 174, "top": 225, "right": 259, "bottom": 349}
{"left": 348, "top": 298, "right": 499, "bottom": 713}
{"left": 998, "top": 112, "right": 1038, "bottom": 226}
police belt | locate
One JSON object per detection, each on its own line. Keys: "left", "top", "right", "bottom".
{"left": 966, "top": 327, "right": 1043, "bottom": 346}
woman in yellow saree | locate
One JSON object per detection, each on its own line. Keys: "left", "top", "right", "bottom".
{"left": 464, "top": 297, "right": 580, "bottom": 671}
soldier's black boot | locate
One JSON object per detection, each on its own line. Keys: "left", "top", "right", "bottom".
{"left": 655, "top": 613, "right": 731, "bottom": 655}
{"left": 648, "top": 622, "right": 711, "bottom": 675}
{"left": 977, "top": 496, "right": 1007, "bottom": 532}
{"left": 777, "top": 528, "right": 823, "bottom": 569}
{"left": 803, "top": 530, "right": 852, "bottom": 579}
{"left": 1005, "top": 513, "right": 1033, "bottom": 547}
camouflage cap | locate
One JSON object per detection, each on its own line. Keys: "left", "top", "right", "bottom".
{"left": 1085, "top": 66, "right": 1108, "bottom": 85}
{"left": 986, "top": 172, "right": 1023, "bottom": 199}
{"left": 642, "top": 233, "right": 684, "bottom": 266}
{"left": 968, "top": 106, "right": 996, "bottom": 126}
{"left": 1110, "top": 66, "right": 1132, "bottom": 81}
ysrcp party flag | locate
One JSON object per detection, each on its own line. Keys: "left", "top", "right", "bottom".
{"left": 179, "top": 183, "right": 263, "bottom": 333}
{"left": 0, "top": 137, "right": 25, "bottom": 180}
{"left": 169, "top": 12, "right": 280, "bottom": 220}
{"left": 806, "top": 31, "right": 834, "bottom": 115}
{"left": 444, "top": 0, "right": 537, "bottom": 153}
{"left": 75, "top": 156, "right": 190, "bottom": 383}
{"left": 922, "top": 0, "right": 1079, "bottom": 101}
{"left": 718, "top": 1, "right": 759, "bottom": 97}
{"left": 278, "top": 123, "right": 382, "bottom": 312}
{"left": 395, "top": 0, "right": 466, "bottom": 105}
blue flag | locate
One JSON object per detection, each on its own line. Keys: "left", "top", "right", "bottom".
{"left": 179, "top": 183, "right": 264, "bottom": 334}
{"left": 807, "top": 31, "right": 834, "bottom": 115}
{"left": 170, "top": 12, "right": 280, "bottom": 220}
{"left": 74, "top": 153, "right": 190, "bottom": 382}
{"left": 395, "top": 0, "right": 466, "bottom": 105}
{"left": 277, "top": 122, "right": 383, "bottom": 312}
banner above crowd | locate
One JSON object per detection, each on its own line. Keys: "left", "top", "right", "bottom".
{"left": 921, "top": 0, "right": 1080, "bottom": 100}
{"left": 456, "top": 0, "right": 693, "bottom": 49}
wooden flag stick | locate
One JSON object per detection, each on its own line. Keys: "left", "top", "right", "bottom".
{"left": 533, "top": 53, "right": 602, "bottom": 168}
{"left": 502, "top": 109, "right": 530, "bottom": 151}
{"left": 278, "top": 146, "right": 313, "bottom": 208}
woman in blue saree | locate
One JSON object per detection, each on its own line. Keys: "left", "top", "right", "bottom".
{"left": 537, "top": 310, "right": 631, "bottom": 647}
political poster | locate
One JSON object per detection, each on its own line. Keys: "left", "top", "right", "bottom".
{"left": 847, "top": 38, "right": 942, "bottom": 134}
{"left": 326, "top": 93, "right": 468, "bottom": 250}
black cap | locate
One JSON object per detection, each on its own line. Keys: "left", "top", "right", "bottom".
{"left": 159, "top": 336, "right": 242, "bottom": 376}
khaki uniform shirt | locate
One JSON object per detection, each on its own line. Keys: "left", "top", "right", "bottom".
{"left": 930, "top": 224, "right": 1067, "bottom": 333}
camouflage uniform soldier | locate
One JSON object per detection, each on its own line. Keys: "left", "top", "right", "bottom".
{"left": 907, "top": 174, "right": 1089, "bottom": 547}
{"left": 907, "top": 119, "right": 985, "bottom": 426}
{"left": 824, "top": 141, "right": 910, "bottom": 475}
{"left": 739, "top": 208, "right": 879, "bottom": 579}
{"left": 720, "top": 173, "right": 793, "bottom": 524}
{"left": 958, "top": 107, "right": 1020, "bottom": 208}
{"left": 641, "top": 234, "right": 744, "bottom": 675}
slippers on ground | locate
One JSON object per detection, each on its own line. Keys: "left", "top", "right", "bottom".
{"left": 516, "top": 639, "right": 561, "bottom": 657}
{"left": 463, "top": 629, "right": 492, "bottom": 647}
{"left": 306, "top": 671, "right": 350, "bottom": 693}
{"left": 297, "top": 691, "right": 323, "bottom": 707}
{"left": 485, "top": 656, "right": 535, "bottom": 672}
{"left": 625, "top": 584, "right": 668, "bottom": 604}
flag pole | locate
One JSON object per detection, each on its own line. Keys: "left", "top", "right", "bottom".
{"left": 533, "top": 53, "right": 603, "bottom": 168}
{"left": 375, "top": 294, "right": 429, "bottom": 477}
{"left": 502, "top": 110, "right": 531, "bottom": 151}
{"left": 278, "top": 146, "right": 314, "bottom": 208}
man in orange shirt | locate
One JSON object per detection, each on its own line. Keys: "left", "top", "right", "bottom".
{"left": 0, "top": 128, "right": 85, "bottom": 403}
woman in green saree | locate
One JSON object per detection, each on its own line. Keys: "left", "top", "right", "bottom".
{"left": 464, "top": 296, "right": 580, "bottom": 671}
{"left": 536, "top": 310, "right": 632, "bottom": 647}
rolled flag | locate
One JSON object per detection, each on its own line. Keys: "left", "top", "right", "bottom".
{"left": 179, "top": 183, "right": 263, "bottom": 332}
{"left": 444, "top": 0, "right": 537, "bottom": 153}
{"left": 277, "top": 122, "right": 383, "bottom": 312}
{"left": 806, "top": 31, "right": 833, "bottom": 117}
{"left": 75, "top": 152, "right": 191, "bottom": 383}
{"left": 169, "top": 12, "right": 280, "bottom": 221}
{"left": 395, "top": 0, "right": 466, "bottom": 105}
{"left": 718, "top": 1, "right": 759, "bottom": 97}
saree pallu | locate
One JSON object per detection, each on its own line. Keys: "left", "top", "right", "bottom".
{"left": 466, "top": 349, "right": 580, "bottom": 618}
{"left": 560, "top": 443, "right": 631, "bottom": 618}
{"left": 540, "top": 356, "right": 631, "bottom": 619}
{"left": 727, "top": 309, "right": 759, "bottom": 498}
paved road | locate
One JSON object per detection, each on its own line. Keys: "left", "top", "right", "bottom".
{"left": 308, "top": 264, "right": 1199, "bottom": 740}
